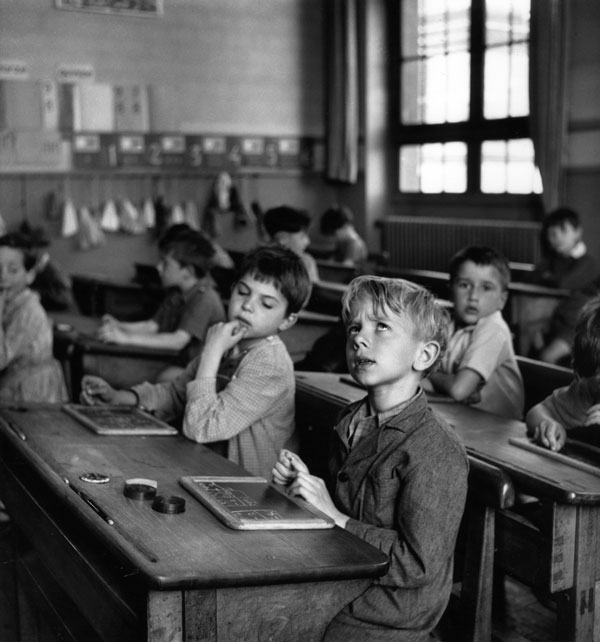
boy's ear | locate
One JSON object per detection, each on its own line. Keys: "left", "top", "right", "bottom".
{"left": 278, "top": 312, "right": 298, "bottom": 333}
{"left": 413, "top": 340, "right": 440, "bottom": 373}
{"left": 25, "top": 269, "right": 36, "bottom": 287}
{"left": 499, "top": 288, "right": 508, "bottom": 310}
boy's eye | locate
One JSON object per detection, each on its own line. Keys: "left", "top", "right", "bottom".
{"left": 376, "top": 322, "right": 389, "bottom": 331}
{"left": 261, "top": 300, "right": 275, "bottom": 310}
{"left": 346, "top": 324, "right": 359, "bottom": 335}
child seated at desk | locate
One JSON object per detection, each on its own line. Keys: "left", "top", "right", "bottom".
{"left": 263, "top": 205, "right": 320, "bottom": 283}
{"left": 527, "top": 295, "right": 600, "bottom": 452}
{"left": 531, "top": 207, "right": 600, "bottom": 365}
{"left": 319, "top": 204, "right": 368, "bottom": 271}
{"left": 80, "top": 245, "right": 312, "bottom": 479}
{"left": 98, "top": 226, "right": 226, "bottom": 381}
{"left": 423, "top": 245, "right": 524, "bottom": 419}
{"left": 0, "top": 233, "right": 68, "bottom": 404}
{"left": 272, "top": 275, "right": 468, "bottom": 641}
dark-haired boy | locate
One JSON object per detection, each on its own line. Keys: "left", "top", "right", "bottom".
{"left": 424, "top": 245, "right": 524, "bottom": 419}
{"left": 82, "top": 245, "right": 312, "bottom": 478}
{"left": 527, "top": 295, "right": 600, "bottom": 451}
{"left": 532, "top": 207, "right": 600, "bottom": 365}
{"left": 98, "top": 227, "right": 226, "bottom": 372}
{"left": 320, "top": 204, "right": 367, "bottom": 270}
{"left": 263, "top": 205, "right": 320, "bottom": 282}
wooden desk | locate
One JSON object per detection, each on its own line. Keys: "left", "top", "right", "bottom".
{"left": 71, "top": 273, "right": 165, "bottom": 321}
{"left": 295, "top": 371, "right": 600, "bottom": 642}
{"left": 0, "top": 405, "right": 388, "bottom": 642}
{"left": 52, "top": 313, "right": 182, "bottom": 400}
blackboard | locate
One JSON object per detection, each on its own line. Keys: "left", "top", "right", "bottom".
{"left": 63, "top": 404, "right": 178, "bottom": 436}
{"left": 179, "top": 476, "right": 334, "bottom": 530}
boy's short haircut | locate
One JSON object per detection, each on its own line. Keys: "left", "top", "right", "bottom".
{"left": 449, "top": 245, "right": 511, "bottom": 291}
{"left": 320, "top": 205, "right": 354, "bottom": 236}
{"left": 572, "top": 295, "right": 600, "bottom": 378}
{"left": 542, "top": 207, "right": 580, "bottom": 233}
{"left": 157, "top": 223, "right": 192, "bottom": 251}
{"left": 159, "top": 228, "right": 215, "bottom": 278}
{"left": 341, "top": 275, "right": 450, "bottom": 374}
{"left": 238, "top": 244, "right": 312, "bottom": 314}
{"left": 0, "top": 233, "right": 39, "bottom": 271}
{"left": 263, "top": 206, "right": 312, "bottom": 237}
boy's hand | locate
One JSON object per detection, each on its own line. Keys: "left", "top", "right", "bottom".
{"left": 204, "top": 321, "right": 247, "bottom": 356}
{"left": 100, "top": 314, "right": 118, "bottom": 327}
{"left": 80, "top": 376, "right": 117, "bottom": 405}
{"left": 287, "top": 471, "right": 349, "bottom": 528}
{"left": 272, "top": 449, "right": 308, "bottom": 486}
{"left": 532, "top": 419, "right": 567, "bottom": 451}
{"left": 97, "top": 325, "right": 126, "bottom": 344}
{"left": 585, "top": 404, "right": 600, "bottom": 426}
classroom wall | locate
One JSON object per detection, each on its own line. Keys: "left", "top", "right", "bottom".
{"left": 0, "top": 0, "right": 339, "bottom": 277}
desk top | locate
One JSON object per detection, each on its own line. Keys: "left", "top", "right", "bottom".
{"left": 51, "top": 312, "right": 180, "bottom": 358}
{"left": 295, "top": 372, "right": 600, "bottom": 505}
{"left": 0, "top": 405, "right": 388, "bottom": 590}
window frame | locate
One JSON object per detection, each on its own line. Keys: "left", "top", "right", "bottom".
{"left": 390, "top": 0, "right": 533, "bottom": 199}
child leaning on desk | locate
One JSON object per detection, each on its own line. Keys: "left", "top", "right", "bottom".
{"left": 0, "top": 233, "right": 68, "bottom": 404}
{"left": 97, "top": 225, "right": 226, "bottom": 381}
{"left": 80, "top": 245, "right": 312, "bottom": 479}
{"left": 527, "top": 295, "right": 600, "bottom": 452}
{"left": 422, "top": 245, "right": 524, "bottom": 420}
{"left": 272, "top": 276, "right": 468, "bottom": 642}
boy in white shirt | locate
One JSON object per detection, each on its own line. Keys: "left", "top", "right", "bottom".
{"left": 424, "top": 245, "right": 524, "bottom": 419}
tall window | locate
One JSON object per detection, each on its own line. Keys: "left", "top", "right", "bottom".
{"left": 396, "top": 0, "right": 541, "bottom": 195}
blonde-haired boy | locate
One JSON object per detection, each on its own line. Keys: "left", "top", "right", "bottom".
{"left": 273, "top": 275, "right": 468, "bottom": 641}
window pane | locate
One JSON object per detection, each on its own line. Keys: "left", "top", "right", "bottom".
{"left": 400, "top": 142, "right": 466, "bottom": 193}
{"left": 484, "top": 42, "right": 529, "bottom": 118}
{"left": 484, "top": 46, "right": 510, "bottom": 119}
{"left": 481, "top": 139, "right": 542, "bottom": 194}
{"left": 481, "top": 140, "right": 507, "bottom": 193}
{"left": 509, "top": 42, "right": 529, "bottom": 116}
{"left": 486, "top": 0, "right": 530, "bottom": 46}
{"left": 401, "top": 0, "right": 470, "bottom": 125}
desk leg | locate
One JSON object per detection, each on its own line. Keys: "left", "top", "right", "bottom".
{"left": 148, "top": 591, "right": 183, "bottom": 642}
{"left": 147, "top": 579, "right": 370, "bottom": 642}
{"left": 556, "top": 505, "right": 600, "bottom": 642}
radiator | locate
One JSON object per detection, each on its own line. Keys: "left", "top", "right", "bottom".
{"left": 378, "top": 216, "right": 542, "bottom": 272}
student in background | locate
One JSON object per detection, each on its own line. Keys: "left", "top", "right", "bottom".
{"left": 0, "top": 231, "right": 70, "bottom": 532}
{"left": 0, "top": 233, "right": 68, "bottom": 404}
{"left": 530, "top": 207, "right": 600, "bottom": 365}
{"left": 263, "top": 205, "right": 319, "bottom": 283}
{"left": 273, "top": 276, "right": 468, "bottom": 641}
{"left": 527, "top": 295, "right": 600, "bottom": 452}
{"left": 424, "top": 245, "right": 524, "bottom": 419}
{"left": 98, "top": 226, "right": 226, "bottom": 381}
{"left": 81, "top": 245, "right": 312, "bottom": 479}
{"left": 16, "top": 222, "right": 76, "bottom": 313}
{"left": 319, "top": 204, "right": 368, "bottom": 270}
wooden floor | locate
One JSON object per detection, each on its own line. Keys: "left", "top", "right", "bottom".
{"left": 0, "top": 528, "right": 559, "bottom": 642}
